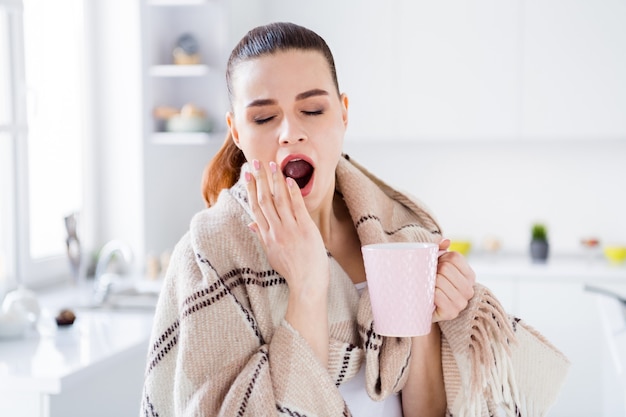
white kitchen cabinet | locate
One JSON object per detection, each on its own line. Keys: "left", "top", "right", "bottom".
{"left": 392, "top": 0, "right": 626, "bottom": 141}
{"left": 390, "top": 0, "right": 626, "bottom": 142}
{"left": 476, "top": 257, "right": 626, "bottom": 417}
{"left": 391, "top": 0, "right": 521, "bottom": 142}
{"left": 263, "top": 0, "right": 626, "bottom": 142}
{"left": 261, "top": 0, "right": 521, "bottom": 142}
{"left": 0, "top": 343, "right": 147, "bottom": 417}
{"left": 0, "top": 284, "right": 154, "bottom": 417}
{"left": 139, "top": 0, "right": 229, "bottom": 256}
{"left": 521, "top": 0, "right": 626, "bottom": 139}
{"left": 517, "top": 280, "right": 603, "bottom": 417}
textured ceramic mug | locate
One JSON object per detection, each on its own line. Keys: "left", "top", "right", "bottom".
{"left": 361, "top": 242, "right": 442, "bottom": 337}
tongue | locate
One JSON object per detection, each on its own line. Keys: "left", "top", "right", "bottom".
{"left": 283, "top": 160, "right": 313, "bottom": 188}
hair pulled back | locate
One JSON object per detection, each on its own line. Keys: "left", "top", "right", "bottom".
{"left": 201, "top": 22, "right": 340, "bottom": 206}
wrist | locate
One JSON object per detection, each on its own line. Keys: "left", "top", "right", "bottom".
{"left": 411, "top": 324, "right": 441, "bottom": 352}
{"left": 287, "top": 266, "right": 330, "bottom": 299}
{"left": 285, "top": 281, "right": 330, "bottom": 366}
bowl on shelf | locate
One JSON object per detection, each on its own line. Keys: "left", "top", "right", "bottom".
{"left": 603, "top": 245, "right": 626, "bottom": 265}
{"left": 166, "top": 115, "right": 213, "bottom": 133}
{"left": 449, "top": 240, "right": 472, "bottom": 256}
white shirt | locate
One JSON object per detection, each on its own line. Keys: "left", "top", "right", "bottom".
{"left": 338, "top": 282, "right": 403, "bottom": 416}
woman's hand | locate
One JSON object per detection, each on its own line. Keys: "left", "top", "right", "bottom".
{"left": 432, "top": 239, "right": 476, "bottom": 322}
{"left": 245, "top": 159, "right": 330, "bottom": 292}
{"left": 245, "top": 159, "right": 331, "bottom": 364}
{"left": 402, "top": 238, "right": 476, "bottom": 415}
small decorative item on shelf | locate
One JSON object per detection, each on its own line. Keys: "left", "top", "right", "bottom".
{"left": 153, "top": 103, "right": 213, "bottom": 133}
{"left": 530, "top": 223, "right": 549, "bottom": 263}
{"left": 167, "top": 103, "right": 213, "bottom": 133}
{"left": 153, "top": 106, "right": 179, "bottom": 131}
{"left": 173, "top": 33, "right": 200, "bottom": 65}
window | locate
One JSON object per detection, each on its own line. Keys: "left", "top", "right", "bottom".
{"left": 0, "top": 1, "right": 22, "bottom": 294}
{"left": 1, "top": 0, "right": 88, "bottom": 291}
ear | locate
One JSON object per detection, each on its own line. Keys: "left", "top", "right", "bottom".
{"left": 340, "top": 93, "right": 349, "bottom": 128}
{"left": 226, "top": 112, "right": 240, "bottom": 147}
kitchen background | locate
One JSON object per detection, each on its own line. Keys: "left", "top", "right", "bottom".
{"left": 1, "top": 0, "right": 625, "bottom": 416}
{"left": 85, "top": 2, "right": 626, "bottom": 415}
{"left": 93, "top": 0, "right": 626, "bottom": 261}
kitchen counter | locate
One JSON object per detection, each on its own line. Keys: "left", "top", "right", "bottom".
{"left": 469, "top": 253, "right": 626, "bottom": 417}
{"left": 469, "top": 252, "right": 626, "bottom": 282}
{"left": 0, "top": 282, "right": 155, "bottom": 417}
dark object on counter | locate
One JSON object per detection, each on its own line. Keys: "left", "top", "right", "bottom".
{"left": 530, "top": 223, "right": 549, "bottom": 263}
{"left": 55, "top": 309, "right": 76, "bottom": 326}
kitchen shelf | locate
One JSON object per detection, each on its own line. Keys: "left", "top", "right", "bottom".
{"left": 149, "top": 65, "right": 211, "bottom": 77}
{"left": 151, "top": 131, "right": 225, "bottom": 145}
{"left": 140, "top": 0, "right": 229, "bottom": 255}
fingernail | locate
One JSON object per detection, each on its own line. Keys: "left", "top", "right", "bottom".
{"left": 269, "top": 161, "right": 277, "bottom": 174}
{"left": 244, "top": 171, "right": 252, "bottom": 182}
{"left": 286, "top": 177, "right": 295, "bottom": 188}
{"left": 247, "top": 222, "right": 256, "bottom": 232}
{"left": 253, "top": 159, "right": 260, "bottom": 171}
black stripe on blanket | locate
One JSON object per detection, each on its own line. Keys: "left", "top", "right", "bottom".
{"left": 354, "top": 214, "right": 441, "bottom": 236}
{"left": 237, "top": 348, "right": 269, "bottom": 416}
{"left": 335, "top": 344, "right": 357, "bottom": 387}
{"left": 146, "top": 320, "right": 180, "bottom": 374}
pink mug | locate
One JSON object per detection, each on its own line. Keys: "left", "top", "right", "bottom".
{"left": 361, "top": 242, "right": 443, "bottom": 337}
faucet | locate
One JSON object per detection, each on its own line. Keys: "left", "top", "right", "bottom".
{"left": 93, "top": 240, "right": 134, "bottom": 304}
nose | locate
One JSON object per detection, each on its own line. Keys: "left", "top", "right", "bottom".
{"left": 278, "top": 114, "right": 307, "bottom": 145}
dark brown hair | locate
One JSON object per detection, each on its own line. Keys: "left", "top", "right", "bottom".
{"left": 201, "top": 22, "right": 340, "bottom": 206}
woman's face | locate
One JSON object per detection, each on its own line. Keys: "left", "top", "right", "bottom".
{"left": 227, "top": 50, "right": 349, "bottom": 213}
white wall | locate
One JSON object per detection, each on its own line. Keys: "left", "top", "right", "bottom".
{"left": 344, "top": 139, "right": 626, "bottom": 254}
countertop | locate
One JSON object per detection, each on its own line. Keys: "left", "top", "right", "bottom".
{"left": 0, "top": 282, "right": 155, "bottom": 395}
{"left": 469, "top": 252, "right": 626, "bottom": 281}
{"left": 470, "top": 253, "right": 626, "bottom": 303}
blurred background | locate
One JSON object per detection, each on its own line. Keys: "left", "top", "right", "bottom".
{"left": 1, "top": 0, "right": 625, "bottom": 416}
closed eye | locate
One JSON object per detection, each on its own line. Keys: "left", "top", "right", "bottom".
{"left": 254, "top": 115, "right": 276, "bottom": 125}
{"left": 303, "top": 110, "right": 323, "bottom": 116}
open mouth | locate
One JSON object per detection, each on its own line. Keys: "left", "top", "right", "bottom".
{"left": 281, "top": 157, "right": 314, "bottom": 190}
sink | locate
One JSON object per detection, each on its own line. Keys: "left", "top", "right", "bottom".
{"left": 73, "top": 278, "right": 162, "bottom": 311}
{"left": 77, "top": 291, "right": 159, "bottom": 311}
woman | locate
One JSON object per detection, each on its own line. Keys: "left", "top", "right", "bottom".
{"left": 141, "top": 22, "right": 569, "bottom": 417}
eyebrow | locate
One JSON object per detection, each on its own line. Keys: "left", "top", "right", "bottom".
{"left": 245, "top": 89, "right": 329, "bottom": 108}
{"left": 296, "top": 88, "right": 329, "bottom": 101}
